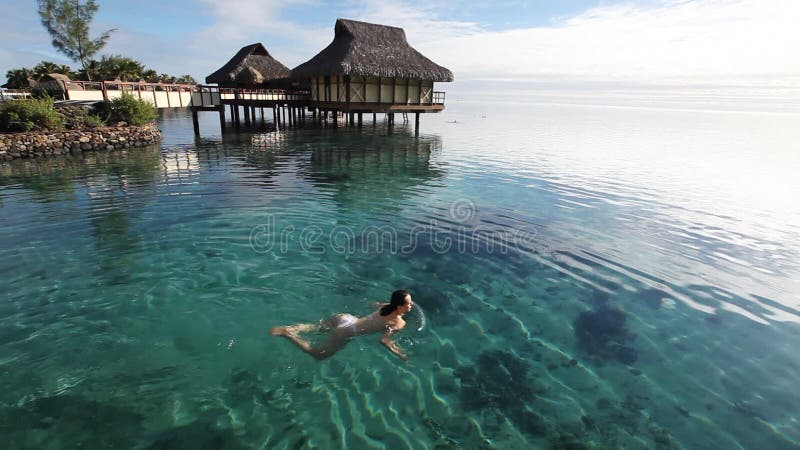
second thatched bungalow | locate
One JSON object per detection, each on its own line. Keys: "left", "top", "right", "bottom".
{"left": 291, "top": 18, "right": 453, "bottom": 125}
{"left": 206, "top": 43, "right": 292, "bottom": 88}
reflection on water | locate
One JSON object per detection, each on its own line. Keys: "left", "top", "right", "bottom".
{"left": 1, "top": 101, "right": 799, "bottom": 449}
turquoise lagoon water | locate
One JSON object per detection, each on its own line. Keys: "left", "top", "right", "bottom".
{"left": 1, "top": 95, "right": 799, "bottom": 449}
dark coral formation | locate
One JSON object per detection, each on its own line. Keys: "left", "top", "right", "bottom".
{"left": 639, "top": 288, "right": 670, "bottom": 309}
{"left": 457, "top": 350, "right": 533, "bottom": 410}
{"left": 573, "top": 304, "right": 638, "bottom": 364}
{"left": 455, "top": 350, "right": 549, "bottom": 438}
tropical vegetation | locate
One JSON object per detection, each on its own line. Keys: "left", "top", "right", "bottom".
{"left": 3, "top": 1, "right": 195, "bottom": 89}
{"left": 108, "top": 94, "right": 158, "bottom": 126}
{"left": 1, "top": 93, "right": 158, "bottom": 132}
{"left": 3, "top": 57, "right": 197, "bottom": 90}
{"left": 0, "top": 97, "right": 64, "bottom": 132}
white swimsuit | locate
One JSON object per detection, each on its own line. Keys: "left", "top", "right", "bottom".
{"left": 335, "top": 314, "right": 359, "bottom": 336}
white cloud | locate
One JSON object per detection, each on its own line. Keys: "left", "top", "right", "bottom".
{"left": 413, "top": 0, "right": 800, "bottom": 84}
{"left": 197, "top": 0, "right": 300, "bottom": 40}
{"left": 340, "top": 0, "right": 481, "bottom": 43}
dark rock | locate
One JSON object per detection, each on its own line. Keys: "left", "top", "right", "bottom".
{"left": 596, "top": 398, "right": 612, "bottom": 410}
{"left": 614, "top": 344, "right": 638, "bottom": 364}
{"left": 705, "top": 314, "right": 723, "bottom": 325}
{"left": 640, "top": 288, "right": 669, "bottom": 309}
{"left": 574, "top": 304, "right": 637, "bottom": 364}
{"left": 456, "top": 350, "right": 545, "bottom": 437}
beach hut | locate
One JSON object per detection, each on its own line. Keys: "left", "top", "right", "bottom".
{"left": 35, "top": 73, "right": 82, "bottom": 99}
{"left": 206, "top": 43, "right": 291, "bottom": 88}
{"left": 291, "top": 18, "right": 453, "bottom": 122}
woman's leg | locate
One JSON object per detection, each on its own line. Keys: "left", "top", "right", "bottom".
{"left": 270, "top": 322, "right": 319, "bottom": 336}
{"left": 271, "top": 325, "right": 350, "bottom": 360}
{"left": 309, "top": 333, "right": 349, "bottom": 360}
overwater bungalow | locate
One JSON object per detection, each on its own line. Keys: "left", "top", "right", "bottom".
{"left": 291, "top": 18, "right": 453, "bottom": 125}
{"left": 206, "top": 43, "right": 292, "bottom": 89}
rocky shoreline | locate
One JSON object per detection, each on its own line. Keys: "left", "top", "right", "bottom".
{"left": 0, "top": 124, "right": 161, "bottom": 161}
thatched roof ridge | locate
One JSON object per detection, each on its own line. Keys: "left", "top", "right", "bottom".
{"left": 292, "top": 19, "right": 453, "bottom": 82}
{"left": 206, "top": 43, "right": 291, "bottom": 86}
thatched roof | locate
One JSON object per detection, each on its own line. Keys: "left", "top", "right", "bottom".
{"left": 37, "top": 73, "right": 82, "bottom": 91}
{"left": 206, "top": 43, "right": 291, "bottom": 86}
{"left": 292, "top": 19, "right": 453, "bottom": 82}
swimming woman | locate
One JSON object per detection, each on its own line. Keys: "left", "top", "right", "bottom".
{"left": 270, "top": 290, "right": 413, "bottom": 361}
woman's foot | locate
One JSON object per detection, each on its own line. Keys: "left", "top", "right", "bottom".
{"left": 270, "top": 326, "right": 288, "bottom": 336}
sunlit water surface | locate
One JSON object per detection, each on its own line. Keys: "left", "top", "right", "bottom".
{"left": 1, "top": 94, "right": 799, "bottom": 449}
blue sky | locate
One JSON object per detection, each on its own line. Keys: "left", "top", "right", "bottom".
{"left": 2, "top": 0, "right": 799, "bottom": 87}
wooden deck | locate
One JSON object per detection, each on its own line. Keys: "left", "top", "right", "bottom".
{"left": 189, "top": 85, "right": 447, "bottom": 135}
{"left": 308, "top": 102, "right": 444, "bottom": 113}
{"left": 39, "top": 81, "right": 446, "bottom": 135}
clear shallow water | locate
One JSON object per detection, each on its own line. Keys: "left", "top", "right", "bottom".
{"left": 1, "top": 99, "right": 799, "bottom": 449}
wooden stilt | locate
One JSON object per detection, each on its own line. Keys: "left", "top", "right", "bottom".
{"left": 373, "top": 113, "right": 376, "bottom": 125}
{"left": 233, "top": 92, "right": 241, "bottom": 128}
{"left": 219, "top": 107, "right": 226, "bottom": 134}
{"left": 415, "top": 112, "right": 420, "bottom": 134}
{"left": 333, "top": 110, "right": 338, "bottom": 128}
{"left": 358, "top": 113, "right": 362, "bottom": 127}
{"left": 192, "top": 109, "right": 200, "bottom": 136}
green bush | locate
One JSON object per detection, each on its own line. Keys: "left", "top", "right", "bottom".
{"left": 108, "top": 93, "right": 157, "bottom": 126}
{"left": 57, "top": 105, "right": 103, "bottom": 130}
{"left": 84, "top": 114, "right": 105, "bottom": 128}
{"left": 0, "top": 97, "right": 64, "bottom": 132}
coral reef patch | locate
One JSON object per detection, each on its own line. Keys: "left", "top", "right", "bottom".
{"left": 573, "top": 304, "right": 638, "bottom": 364}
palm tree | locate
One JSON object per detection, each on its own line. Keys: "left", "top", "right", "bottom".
{"left": 76, "top": 59, "right": 100, "bottom": 81}
{"left": 113, "top": 57, "right": 144, "bottom": 82}
{"left": 141, "top": 69, "right": 158, "bottom": 83}
{"left": 31, "top": 61, "right": 75, "bottom": 81}
{"left": 174, "top": 74, "right": 197, "bottom": 84}
{"left": 2, "top": 68, "right": 34, "bottom": 89}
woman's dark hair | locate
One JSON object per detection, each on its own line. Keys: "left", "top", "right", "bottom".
{"left": 380, "top": 290, "right": 411, "bottom": 316}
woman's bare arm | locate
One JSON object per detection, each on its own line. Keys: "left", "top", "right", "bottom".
{"left": 380, "top": 328, "right": 407, "bottom": 362}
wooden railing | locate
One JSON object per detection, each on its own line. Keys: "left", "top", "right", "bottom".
{"left": 61, "top": 80, "right": 196, "bottom": 93}
{"left": 191, "top": 85, "right": 310, "bottom": 107}
{"left": 57, "top": 80, "right": 196, "bottom": 107}
{"left": 432, "top": 91, "right": 446, "bottom": 105}
{"left": 0, "top": 90, "right": 33, "bottom": 101}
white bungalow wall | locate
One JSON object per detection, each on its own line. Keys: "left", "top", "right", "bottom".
{"left": 312, "top": 76, "right": 434, "bottom": 104}
{"left": 66, "top": 88, "right": 193, "bottom": 107}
